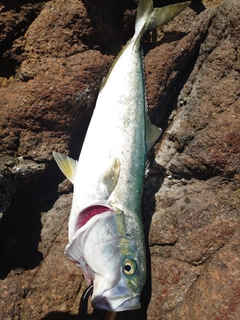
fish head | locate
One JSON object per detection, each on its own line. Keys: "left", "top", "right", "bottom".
{"left": 65, "top": 205, "right": 146, "bottom": 311}
{"left": 91, "top": 253, "right": 144, "bottom": 311}
{"left": 90, "top": 238, "right": 145, "bottom": 311}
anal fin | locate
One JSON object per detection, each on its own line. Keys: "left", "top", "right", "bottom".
{"left": 145, "top": 113, "right": 162, "bottom": 152}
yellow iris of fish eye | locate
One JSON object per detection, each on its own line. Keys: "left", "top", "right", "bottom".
{"left": 123, "top": 259, "right": 136, "bottom": 275}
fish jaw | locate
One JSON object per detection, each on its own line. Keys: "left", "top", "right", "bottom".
{"left": 92, "top": 276, "right": 141, "bottom": 311}
{"left": 93, "top": 297, "right": 140, "bottom": 312}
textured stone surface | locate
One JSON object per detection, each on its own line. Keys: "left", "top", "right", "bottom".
{"left": 0, "top": 0, "right": 239, "bottom": 319}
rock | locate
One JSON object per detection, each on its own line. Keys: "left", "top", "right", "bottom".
{"left": 146, "top": 0, "right": 240, "bottom": 318}
{"left": 166, "top": 230, "right": 240, "bottom": 320}
{"left": 0, "top": 1, "right": 44, "bottom": 77}
{"left": 0, "top": 49, "right": 112, "bottom": 160}
{"left": 147, "top": 257, "right": 199, "bottom": 319}
{"left": 21, "top": 195, "right": 83, "bottom": 320}
{"left": 0, "top": 194, "right": 84, "bottom": 320}
{"left": 0, "top": 0, "right": 239, "bottom": 319}
{"left": 0, "top": 154, "right": 46, "bottom": 215}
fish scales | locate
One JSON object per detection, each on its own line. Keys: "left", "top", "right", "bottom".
{"left": 53, "top": 0, "right": 190, "bottom": 312}
{"left": 78, "top": 38, "right": 146, "bottom": 218}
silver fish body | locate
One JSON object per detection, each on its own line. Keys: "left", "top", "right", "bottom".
{"left": 53, "top": 0, "right": 190, "bottom": 312}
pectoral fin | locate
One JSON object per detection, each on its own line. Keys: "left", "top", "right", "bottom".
{"left": 53, "top": 151, "right": 78, "bottom": 184}
{"left": 99, "top": 157, "right": 121, "bottom": 199}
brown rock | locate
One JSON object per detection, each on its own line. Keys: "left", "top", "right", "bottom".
{"left": 147, "top": 257, "right": 199, "bottom": 319}
{"left": 0, "top": 0, "right": 239, "bottom": 319}
{"left": 147, "top": 0, "right": 240, "bottom": 318}
{"left": 0, "top": 50, "right": 112, "bottom": 160}
{"left": 167, "top": 230, "right": 240, "bottom": 320}
{"left": 0, "top": 1, "right": 44, "bottom": 77}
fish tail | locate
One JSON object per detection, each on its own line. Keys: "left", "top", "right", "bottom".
{"left": 135, "top": 0, "right": 190, "bottom": 37}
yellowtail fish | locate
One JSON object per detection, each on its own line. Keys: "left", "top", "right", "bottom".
{"left": 53, "top": 0, "right": 189, "bottom": 312}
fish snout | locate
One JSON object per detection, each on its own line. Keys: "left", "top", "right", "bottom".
{"left": 113, "top": 296, "right": 141, "bottom": 311}
{"left": 91, "top": 273, "right": 142, "bottom": 311}
{"left": 92, "top": 294, "right": 141, "bottom": 311}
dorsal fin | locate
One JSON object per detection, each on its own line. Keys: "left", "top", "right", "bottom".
{"left": 53, "top": 151, "right": 78, "bottom": 184}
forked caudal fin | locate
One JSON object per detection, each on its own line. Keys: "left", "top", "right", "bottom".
{"left": 135, "top": 0, "right": 190, "bottom": 37}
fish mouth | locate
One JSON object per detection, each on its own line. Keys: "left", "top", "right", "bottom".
{"left": 113, "top": 296, "right": 141, "bottom": 312}
{"left": 92, "top": 295, "right": 141, "bottom": 312}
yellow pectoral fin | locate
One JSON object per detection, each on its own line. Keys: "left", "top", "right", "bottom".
{"left": 53, "top": 151, "right": 78, "bottom": 184}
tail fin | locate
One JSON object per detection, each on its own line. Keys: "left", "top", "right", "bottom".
{"left": 135, "top": 0, "right": 190, "bottom": 36}
{"left": 135, "top": 0, "right": 154, "bottom": 36}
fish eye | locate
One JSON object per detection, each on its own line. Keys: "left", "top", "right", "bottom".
{"left": 123, "top": 259, "right": 137, "bottom": 275}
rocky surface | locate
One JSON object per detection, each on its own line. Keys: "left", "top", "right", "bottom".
{"left": 0, "top": 0, "right": 239, "bottom": 319}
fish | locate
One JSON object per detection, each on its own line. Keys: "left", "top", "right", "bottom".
{"left": 53, "top": 0, "right": 190, "bottom": 312}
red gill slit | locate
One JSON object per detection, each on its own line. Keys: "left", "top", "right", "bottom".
{"left": 76, "top": 205, "right": 112, "bottom": 230}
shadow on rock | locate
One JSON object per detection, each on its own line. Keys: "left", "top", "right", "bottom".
{"left": 141, "top": 158, "right": 166, "bottom": 314}
{"left": 81, "top": 0, "right": 136, "bottom": 49}
{"left": 42, "top": 309, "right": 145, "bottom": 320}
{"left": 42, "top": 312, "right": 78, "bottom": 320}
{"left": 0, "top": 161, "right": 64, "bottom": 279}
{"left": 0, "top": 202, "right": 43, "bottom": 279}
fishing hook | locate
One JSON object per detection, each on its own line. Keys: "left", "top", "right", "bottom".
{"left": 78, "top": 285, "right": 93, "bottom": 320}
{"left": 78, "top": 285, "right": 117, "bottom": 320}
